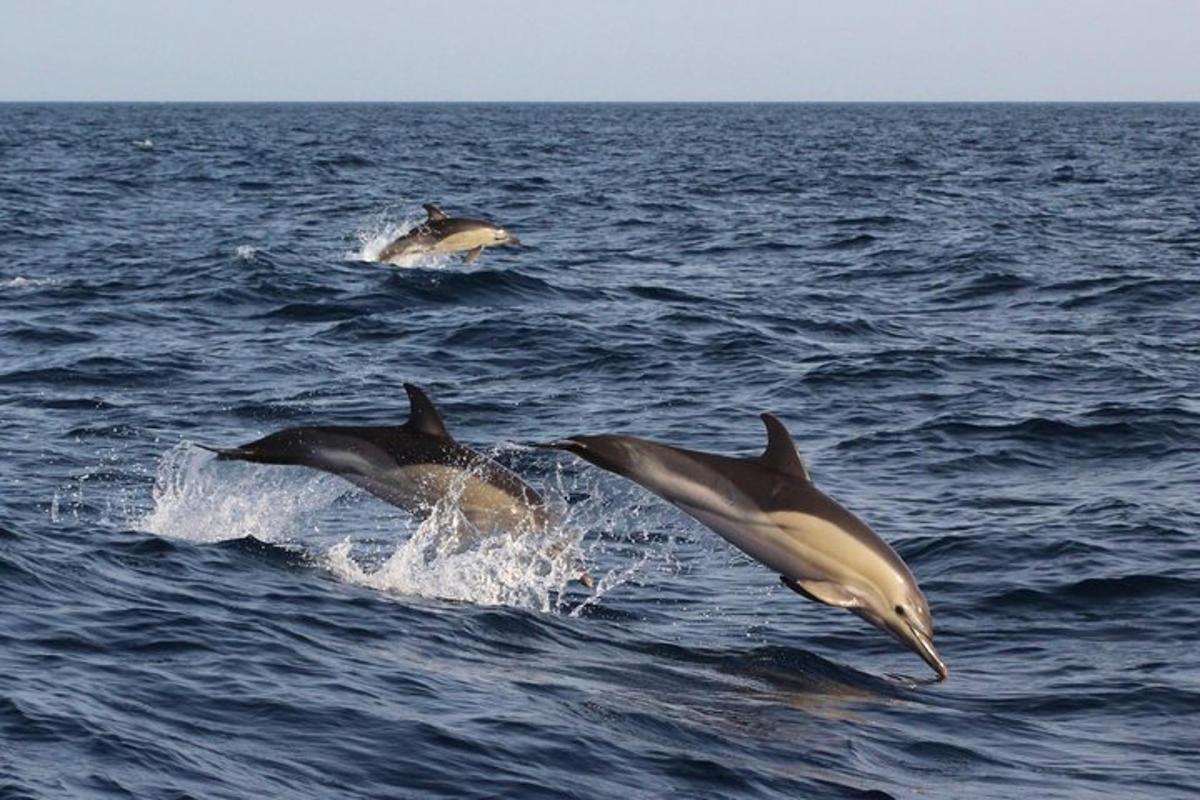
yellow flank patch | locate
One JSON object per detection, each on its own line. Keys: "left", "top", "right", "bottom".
{"left": 392, "top": 465, "right": 547, "bottom": 534}
{"left": 762, "top": 511, "right": 899, "bottom": 589}
{"left": 433, "top": 230, "right": 495, "bottom": 253}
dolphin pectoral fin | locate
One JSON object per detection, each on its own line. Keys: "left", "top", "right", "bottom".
{"left": 463, "top": 246, "right": 483, "bottom": 264}
{"left": 781, "top": 576, "right": 860, "bottom": 608}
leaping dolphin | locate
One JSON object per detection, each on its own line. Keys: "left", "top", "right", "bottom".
{"left": 202, "top": 384, "right": 591, "bottom": 586}
{"left": 539, "top": 414, "right": 947, "bottom": 679}
{"left": 378, "top": 204, "right": 521, "bottom": 265}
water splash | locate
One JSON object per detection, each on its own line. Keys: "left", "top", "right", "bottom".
{"left": 234, "top": 245, "right": 258, "bottom": 262}
{"left": 326, "top": 517, "right": 587, "bottom": 613}
{"left": 350, "top": 209, "right": 453, "bottom": 269}
{"left": 135, "top": 443, "right": 348, "bottom": 544}
{"left": 322, "top": 453, "right": 591, "bottom": 612}
{"left": 537, "top": 456, "right": 685, "bottom": 617}
{"left": 130, "top": 443, "right": 676, "bottom": 614}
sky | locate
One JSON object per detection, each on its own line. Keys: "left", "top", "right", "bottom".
{"left": 1, "top": 0, "right": 1197, "bottom": 102}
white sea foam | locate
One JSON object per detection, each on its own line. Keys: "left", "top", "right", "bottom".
{"left": 133, "top": 138, "right": 154, "bottom": 150}
{"left": 131, "top": 443, "right": 669, "bottom": 614}
{"left": 1, "top": 276, "right": 59, "bottom": 290}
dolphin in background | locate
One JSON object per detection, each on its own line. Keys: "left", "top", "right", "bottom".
{"left": 378, "top": 204, "right": 521, "bottom": 265}
{"left": 201, "top": 384, "right": 591, "bottom": 586}
{"left": 539, "top": 414, "right": 947, "bottom": 679}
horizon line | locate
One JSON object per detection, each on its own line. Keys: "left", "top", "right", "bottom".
{"left": 3, "top": 98, "right": 1199, "bottom": 105}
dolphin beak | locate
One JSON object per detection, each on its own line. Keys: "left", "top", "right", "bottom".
{"left": 508, "top": 235, "right": 523, "bottom": 247}
{"left": 903, "top": 624, "right": 949, "bottom": 681}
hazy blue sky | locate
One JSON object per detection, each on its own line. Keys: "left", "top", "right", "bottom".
{"left": 1, "top": 0, "right": 1197, "bottom": 101}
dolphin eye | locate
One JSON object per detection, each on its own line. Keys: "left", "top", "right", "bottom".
{"left": 895, "top": 605, "right": 906, "bottom": 616}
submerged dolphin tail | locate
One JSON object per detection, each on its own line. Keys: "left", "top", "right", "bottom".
{"left": 403, "top": 383, "right": 451, "bottom": 439}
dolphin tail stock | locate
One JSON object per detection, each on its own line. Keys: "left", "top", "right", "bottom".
{"left": 531, "top": 438, "right": 632, "bottom": 477}
{"left": 194, "top": 443, "right": 267, "bottom": 463}
{"left": 530, "top": 439, "right": 584, "bottom": 454}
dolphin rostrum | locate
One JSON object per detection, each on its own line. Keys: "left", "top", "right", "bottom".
{"left": 540, "top": 414, "right": 947, "bottom": 679}
{"left": 378, "top": 204, "right": 521, "bottom": 265}
{"left": 202, "top": 384, "right": 591, "bottom": 586}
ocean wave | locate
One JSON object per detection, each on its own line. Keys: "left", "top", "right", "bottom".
{"left": 382, "top": 267, "right": 583, "bottom": 307}
{"left": 1056, "top": 277, "right": 1200, "bottom": 310}
{"left": 835, "top": 411, "right": 1197, "bottom": 457}
{"left": 931, "top": 270, "right": 1035, "bottom": 302}
{"left": 820, "top": 233, "right": 878, "bottom": 250}
{"left": 992, "top": 574, "right": 1195, "bottom": 610}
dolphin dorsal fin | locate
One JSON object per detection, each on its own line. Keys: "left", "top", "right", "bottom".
{"left": 404, "top": 383, "right": 451, "bottom": 439}
{"left": 423, "top": 204, "right": 448, "bottom": 222}
{"left": 759, "top": 413, "right": 810, "bottom": 481}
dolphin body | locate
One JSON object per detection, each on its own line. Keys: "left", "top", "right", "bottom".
{"left": 203, "top": 384, "right": 590, "bottom": 586}
{"left": 378, "top": 204, "right": 521, "bottom": 265}
{"left": 541, "top": 414, "right": 947, "bottom": 679}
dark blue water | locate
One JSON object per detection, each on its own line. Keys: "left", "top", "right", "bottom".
{"left": 2, "top": 103, "right": 1199, "bottom": 799}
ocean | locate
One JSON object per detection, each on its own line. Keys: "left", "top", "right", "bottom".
{"left": 1, "top": 102, "right": 1198, "bottom": 799}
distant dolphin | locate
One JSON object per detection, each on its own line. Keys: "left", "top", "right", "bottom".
{"left": 202, "top": 384, "right": 591, "bottom": 586}
{"left": 540, "top": 415, "right": 947, "bottom": 679}
{"left": 378, "top": 204, "right": 521, "bottom": 265}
